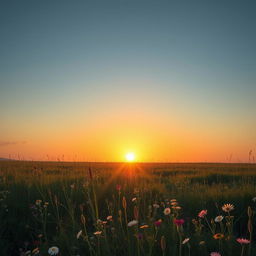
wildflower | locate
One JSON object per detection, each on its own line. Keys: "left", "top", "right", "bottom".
{"left": 170, "top": 199, "right": 177, "bottom": 202}
{"left": 127, "top": 220, "right": 138, "bottom": 227}
{"left": 32, "top": 248, "right": 40, "bottom": 255}
{"left": 210, "top": 253, "right": 221, "bottom": 256}
{"left": 35, "top": 200, "right": 42, "bottom": 206}
{"left": 198, "top": 210, "right": 207, "bottom": 218}
{"left": 174, "top": 219, "right": 185, "bottom": 226}
{"left": 199, "top": 241, "right": 205, "bottom": 245}
{"left": 214, "top": 215, "right": 224, "bottom": 222}
{"left": 236, "top": 238, "right": 250, "bottom": 244}
{"left": 106, "top": 215, "right": 113, "bottom": 221}
{"left": 76, "top": 230, "right": 82, "bottom": 239}
{"left": 94, "top": 231, "right": 102, "bottom": 235}
{"left": 97, "top": 219, "right": 103, "bottom": 225}
{"left": 154, "top": 219, "right": 162, "bottom": 227}
{"left": 222, "top": 204, "right": 234, "bottom": 213}
{"left": 132, "top": 197, "right": 137, "bottom": 202}
{"left": 173, "top": 206, "right": 182, "bottom": 210}
{"left": 252, "top": 197, "right": 256, "bottom": 202}
{"left": 163, "top": 207, "right": 171, "bottom": 215}
{"left": 140, "top": 225, "right": 149, "bottom": 229}
{"left": 171, "top": 202, "right": 178, "bottom": 206}
{"left": 70, "top": 184, "right": 75, "bottom": 189}
{"left": 48, "top": 246, "right": 59, "bottom": 255}
{"left": 213, "top": 233, "right": 224, "bottom": 240}
{"left": 153, "top": 203, "right": 160, "bottom": 208}
{"left": 182, "top": 238, "right": 190, "bottom": 244}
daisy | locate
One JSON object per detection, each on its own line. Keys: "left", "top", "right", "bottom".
{"left": 222, "top": 204, "right": 234, "bottom": 213}
{"left": 198, "top": 210, "right": 207, "bottom": 218}
{"left": 214, "top": 215, "right": 224, "bottom": 222}
{"left": 236, "top": 238, "right": 250, "bottom": 244}
{"left": 127, "top": 220, "right": 138, "bottom": 227}
{"left": 48, "top": 246, "right": 59, "bottom": 255}
{"left": 163, "top": 207, "right": 171, "bottom": 215}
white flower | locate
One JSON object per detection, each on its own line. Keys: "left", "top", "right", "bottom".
{"left": 252, "top": 197, "right": 256, "bottom": 202}
{"left": 214, "top": 215, "right": 224, "bottom": 223}
{"left": 48, "top": 246, "right": 59, "bottom": 255}
{"left": 132, "top": 197, "right": 137, "bottom": 202}
{"left": 76, "top": 230, "right": 82, "bottom": 239}
{"left": 153, "top": 203, "right": 160, "bottom": 208}
{"left": 163, "top": 207, "right": 171, "bottom": 215}
{"left": 127, "top": 220, "right": 138, "bottom": 227}
{"left": 182, "top": 238, "right": 190, "bottom": 244}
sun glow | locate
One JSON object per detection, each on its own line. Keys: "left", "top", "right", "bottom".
{"left": 125, "top": 152, "right": 135, "bottom": 162}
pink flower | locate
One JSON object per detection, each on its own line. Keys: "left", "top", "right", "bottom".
{"left": 163, "top": 207, "right": 171, "bottom": 215}
{"left": 198, "top": 210, "right": 207, "bottom": 218}
{"left": 210, "top": 253, "right": 221, "bottom": 256}
{"left": 173, "top": 219, "right": 185, "bottom": 226}
{"left": 236, "top": 238, "right": 250, "bottom": 244}
{"left": 154, "top": 219, "right": 162, "bottom": 227}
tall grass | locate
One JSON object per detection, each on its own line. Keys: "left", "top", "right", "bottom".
{"left": 0, "top": 161, "right": 256, "bottom": 255}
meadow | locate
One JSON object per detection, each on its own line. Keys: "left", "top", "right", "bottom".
{"left": 0, "top": 161, "right": 256, "bottom": 256}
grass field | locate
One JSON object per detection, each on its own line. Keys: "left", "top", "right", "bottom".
{"left": 1, "top": 161, "right": 256, "bottom": 256}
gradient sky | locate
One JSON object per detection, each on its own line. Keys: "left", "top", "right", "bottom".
{"left": 0, "top": 0, "right": 256, "bottom": 162}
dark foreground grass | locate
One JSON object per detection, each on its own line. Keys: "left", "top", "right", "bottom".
{"left": 0, "top": 161, "right": 256, "bottom": 256}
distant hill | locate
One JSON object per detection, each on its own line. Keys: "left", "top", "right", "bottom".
{"left": 0, "top": 158, "right": 14, "bottom": 161}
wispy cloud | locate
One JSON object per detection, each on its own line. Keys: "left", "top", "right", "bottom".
{"left": 0, "top": 141, "right": 27, "bottom": 147}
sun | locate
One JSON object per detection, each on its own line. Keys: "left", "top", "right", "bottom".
{"left": 125, "top": 152, "right": 135, "bottom": 162}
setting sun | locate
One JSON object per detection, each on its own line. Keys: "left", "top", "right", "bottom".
{"left": 125, "top": 152, "right": 135, "bottom": 162}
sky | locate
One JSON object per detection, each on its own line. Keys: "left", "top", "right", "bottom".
{"left": 0, "top": 0, "right": 256, "bottom": 162}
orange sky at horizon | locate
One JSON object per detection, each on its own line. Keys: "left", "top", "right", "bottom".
{"left": 1, "top": 104, "right": 255, "bottom": 163}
